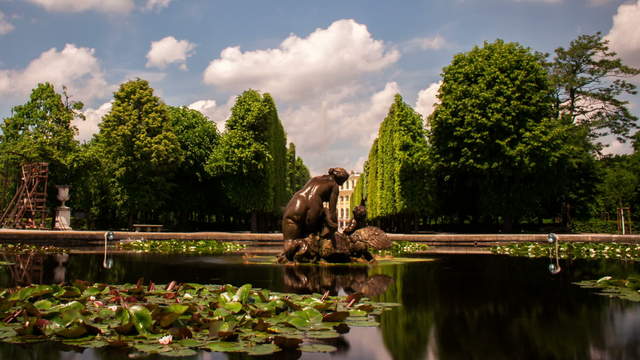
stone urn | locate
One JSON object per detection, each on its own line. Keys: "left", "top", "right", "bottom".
{"left": 54, "top": 185, "right": 72, "bottom": 230}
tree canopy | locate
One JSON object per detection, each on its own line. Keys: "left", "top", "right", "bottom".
{"left": 550, "top": 32, "right": 640, "bottom": 145}
{"left": 429, "top": 40, "right": 574, "bottom": 229}
{"left": 359, "top": 94, "right": 430, "bottom": 226}
{"left": 95, "top": 79, "right": 183, "bottom": 225}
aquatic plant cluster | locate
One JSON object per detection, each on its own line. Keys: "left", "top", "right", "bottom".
{"left": 0, "top": 243, "right": 65, "bottom": 254}
{"left": 372, "top": 241, "right": 429, "bottom": 257}
{"left": 118, "top": 240, "right": 246, "bottom": 255}
{"left": 0, "top": 280, "right": 398, "bottom": 356}
{"left": 492, "top": 242, "right": 640, "bottom": 261}
{"left": 574, "top": 276, "right": 640, "bottom": 302}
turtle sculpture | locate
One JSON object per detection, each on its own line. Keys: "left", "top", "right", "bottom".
{"left": 278, "top": 168, "right": 391, "bottom": 264}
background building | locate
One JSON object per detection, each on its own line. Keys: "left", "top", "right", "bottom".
{"left": 337, "top": 170, "right": 360, "bottom": 231}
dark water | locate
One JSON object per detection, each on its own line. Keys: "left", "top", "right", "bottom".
{"left": 1, "top": 252, "right": 640, "bottom": 360}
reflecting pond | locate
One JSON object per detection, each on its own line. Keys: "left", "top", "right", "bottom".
{"left": 1, "top": 252, "right": 640, "bottom": 359}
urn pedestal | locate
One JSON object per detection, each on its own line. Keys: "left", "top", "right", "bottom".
{"left": 54, "top": 185, "right": 72, "bottom": 230}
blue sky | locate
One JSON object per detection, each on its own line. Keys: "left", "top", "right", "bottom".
{"left": 1, "top": 0, "right": 639, "bottom": 174}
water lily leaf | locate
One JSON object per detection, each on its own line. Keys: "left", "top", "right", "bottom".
{"left": 9, "top": 285, "right": 55, "bottom": 301}
{"left": 0, "top": 329, "right": 17, "bottom": 339}
{"left": 163, "top": 349, "right": 198, "bottom": 357}
{"left": 82, "top": 287, "right": 104, "bottom": 298}
{"left": 54, "top": 286, "right": 82, "bottom": 299}
{"left": 286, "top": 316, "right": 310, "bottom": 330}
{"left": 348, "top": 309, "right": 367, "bottom": 317}
{"left": 55, "top": 324, "right": 88, "bottom": 338}
{"left": 232, "top": 284, "right": 252, "bottom": 304}
{"left": 134, "top": 343, "right": 168, "bottom": 354}
{"left": 247, "top": 343, "right": 280, "bottom": 356}
{"left": 306, "top": 330, "right": 340, "bottom": 339}
{"left": 213, "top": 308, "right": 230, "bottom": 318}
{"left": 205, "top": 341, "right": 246, "bottom": 352}
{"left": 48, "top": 301, "right": 84, "bottom": 315}
{"left": 223, "top": 302, "right": 242, "bottom": 313}
{"left": 176, "top": 338, "right": 203, "bottom": 347}
{"left": 375, "top": 302, "right": 401, "bottom": 307}
{"left": 129, "top": 305, "right": 154, "bottom": 335}
{"left": 300, "top": 344, "right": 337, "bottom": 352}
{"left": 322, "top": 311, "right": 349, "bottom": 322}
{"left": 273, "top": 335, "right": 303, "bottom": 349}
{"left": 345, "top": 319, "right": 379, "bottom": 327}
{"left": 33, "top": 299, "right": 53, "bottom": 311}
{"left": 156, "top": 304, "right": 189, "bottom": 328}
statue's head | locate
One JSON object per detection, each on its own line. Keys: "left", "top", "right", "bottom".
{"left": 328, "top": 167, "right": 349, "bottom": 185}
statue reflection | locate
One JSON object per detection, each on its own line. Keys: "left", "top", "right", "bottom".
{"left": 53, "top": 253, "right": 69, "bottom": 283}
{"left": 283, "top": 265, "right": 393, "bottom": 297}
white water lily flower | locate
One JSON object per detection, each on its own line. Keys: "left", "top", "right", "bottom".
{"left": 159, "top": 335, "right": 173, "bottom": 345}
{"left": 183, "top": 293, "right": 193, "bottom": 299}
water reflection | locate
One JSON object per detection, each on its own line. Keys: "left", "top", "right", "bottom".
{"left": 283, "top": 265, "right": 393, "bottom": 297}
{"left": 0, "top": 253, "right": 47, "bottom": 286}
{"left": 2, "top": 253, "right": 640, "bottom": 359}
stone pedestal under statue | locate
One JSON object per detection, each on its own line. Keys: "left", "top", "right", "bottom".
{"left": 54, "top": 185, "right": 72, "bottom": 230}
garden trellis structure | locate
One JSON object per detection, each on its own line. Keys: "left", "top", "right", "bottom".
{"left": 0, "top": 162, "right": 49, "bottom": 229}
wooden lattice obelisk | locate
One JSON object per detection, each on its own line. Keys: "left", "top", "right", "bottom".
{"left": 0, "top": 163, "right": 49, "bottom": 229}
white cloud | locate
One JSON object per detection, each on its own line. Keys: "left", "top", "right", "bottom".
{"left": 415, "top": 81, "right": 441, "bottom": 122}
{"left": 0, "top": 11, "right": 15, "bottom": 35}
{"left": 203, "top": 19, "right": 399, "bottom": 102}
{"left": 74, "top": 102, "right": 112, "bottom": 142}
{"left": 188, "top": 98, "right": 233, "bottom": 131}
{"left": 146, "top": 36, "right": 196, "bottom": 70}
{"left": 605, "top": 0, "right": 640, "bottom": 68}
{"left": 144, "top": 0, "right": 171, "bottom": 11}
{"left": 0, "top": 44, "right": 111, "bottom": 103}
{"left": 404, "top": 35, "right": 447, "bottom": 51}
{"left": 27, "top": 0, "right": 135, "bottom": 14}
{"left": 282, "top": 82, "right": 399, "bottom": 175}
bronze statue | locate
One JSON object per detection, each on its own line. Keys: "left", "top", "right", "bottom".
{"left": 278, "top": 169, "right": 392, "bottom": 264}
{"left": 281, "top": 168, "right": 349, "bottom": 260}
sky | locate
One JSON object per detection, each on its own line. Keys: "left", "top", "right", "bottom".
{"left": 0, "top": 0, "right": 639, "bottom": 175}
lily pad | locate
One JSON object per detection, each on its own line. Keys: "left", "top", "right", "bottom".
{"left": 300, "top": 344, "right": 338, "bottom": 352}
{"left": 163, "top": 348, "right": 198, "bottom": 357}
{"left": 205, "top": 341, "right": 246, "bottom": 352}
{"left": 247, "top": 343, "right": 281, "bottom": 356}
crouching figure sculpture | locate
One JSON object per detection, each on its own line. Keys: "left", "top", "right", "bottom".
{"left": 278, "top": 167, "right": 391, "bottom": 264}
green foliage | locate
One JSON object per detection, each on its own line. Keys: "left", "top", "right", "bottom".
{"left": 575, "top": 276, "right": 640, "bottom": 302}
{"left": 569, "top": 219, "right": 618, "bottom": 234}
{"left": 117, "top": 239, "right": 245, "bottom": 254}
{"left": 95, "top": 79, "right": 183, "bottom": 224}
{"left": 165, "top": 106, "right": 223, "bottom": 226}
{"left": 363, "top": 95, "right": 430, "bottom": 220}
{"left": 351, "top": 169, "right": 366, "bottom": 210}
{"left": 263, "top": 94, "right": 289, "bottom": 213}
{"left": 429, "top": 39, "right": 579, "bottom": 228}
{"left": 206, "top": 90, "right": 288, "bottom": 216}
{"left": 0, "top": 83, "right": 81, "bottom": 208}
{"left": 0, "top": 243, "right": 65, "bottom": 254}
{"left": 286, "top": 143, "right": 310, "bottom": 196}
{"left": 0, "top": 281, "right": 396, "bottom": 355}
{"left": 371, "top": 241, "right": 429, "bottom": 256}
{"left": 550, "top": 32, "right": 640, "bottom": 144}
{"left": 492, "top": 242, "right": 640, "bottom": 261}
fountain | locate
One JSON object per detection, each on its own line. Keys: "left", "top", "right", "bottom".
{"left": 278, "top": 167, "right": 391, "bottom": 263}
